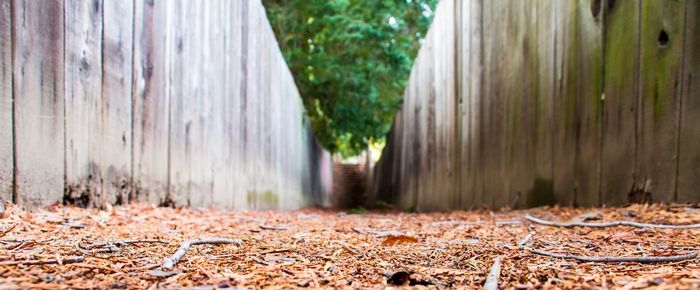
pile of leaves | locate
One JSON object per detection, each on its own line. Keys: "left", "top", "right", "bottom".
{"left": 1, "top": 203, "right": 700, "bottom": 288}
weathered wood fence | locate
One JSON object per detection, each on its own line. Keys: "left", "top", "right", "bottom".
{"left": 370, "top": 0, "right": 699, "bottom": 210}
{"left": 0, "top": 0, "right": 332, "bottom": 209}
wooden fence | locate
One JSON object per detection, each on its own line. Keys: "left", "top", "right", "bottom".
{"left": 370, "top": 0, "right": 699, "bottom": 210}
{"left": 0, "top": 0, "right": 332, "bottom": 209}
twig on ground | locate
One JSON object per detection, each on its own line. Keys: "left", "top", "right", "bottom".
{"left": 518, "top": 232, "right": 535, "bottom": 248}
{"left": 0, "top": 223, "right": 16, "bottom": 238}
{"left": 212, "top": 248, "right": 291, "bottom": 259}
{"left": 337, "top": 242, "right": 359, "bottom": 256}
{"left": 82, "top": 239, "right": 168, "bottom": 250}
{"left": 431, "top": 221, "right": 486, "bottom": 226}
{"left": 0, "top": 256, "right": 84, "bottom": 266}
{"left": 162, "top": 238, "right": 243, "bottom": 271}
{"left": 527, "top": 247, "right": 697, "bottom": 263}
{"left": 496, "top": 221, "right": 522, "bottom": 227}
{"left": 525, "top": 214, "right": 700, "bottom": 229}
{"left": 483, "top": 256, "right": 502, "bottom": 290}
{"left": 259, "top": 225, "right": 291, "bottom": 231}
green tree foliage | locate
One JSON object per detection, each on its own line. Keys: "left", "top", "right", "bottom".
{"left": 263, "top": 0, "right": 437, "bottom": 156}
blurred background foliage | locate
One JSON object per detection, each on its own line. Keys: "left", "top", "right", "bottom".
{"left": 263, "top": 0, "right": 438, "bottom": 157}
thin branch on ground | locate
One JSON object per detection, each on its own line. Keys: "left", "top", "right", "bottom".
{"left": 259, "top": 225, "right": 291, "bottom": 231}
{"left": 496, "top": 221, "right": 522, "bottom": 227}
{"left": 518, "top": 232, "right": 535, "bottom": 248}
{"left": 430, "top": 221, "right": 486, "bottom": 226}
{"left": 0, "top": 223, "right": 16, "bottom": 238}
{"left": 483, "top": 256, "right": 502, "bottom": 290}
{"left": 162, "top": 238, "right": 243, "bottom": 271}
{"left": 82, "top": 239, "right": 169, "bottom": 250}
{"left": 526, "top": 247, "right": 697, "bottom": 263}
{"left": 525, "top": 214, "right": 700, "bottom": 229}
{"left": 0, "top": 256, "right": 84, "bottom": 266}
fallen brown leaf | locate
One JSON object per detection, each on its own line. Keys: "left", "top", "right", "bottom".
{"left": 382, "top": 235, "right": 419, "bottom": 246}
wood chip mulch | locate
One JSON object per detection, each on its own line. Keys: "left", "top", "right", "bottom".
{"left": 1, "top": 202, "right": 699, "bottom": 289}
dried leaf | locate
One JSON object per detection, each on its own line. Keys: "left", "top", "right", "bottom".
{"left": 382, "top": 235, "right": 418, "bottom": 246}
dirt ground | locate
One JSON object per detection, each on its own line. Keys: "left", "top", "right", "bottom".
{"left": 1, "top": 203, "right": 700, "bottom": 289}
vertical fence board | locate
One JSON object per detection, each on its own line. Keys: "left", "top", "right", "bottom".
{"left": 553, "top": 1, "right": 578, "bottom": 207}
{"left": 456, "top": 0, "right": 468, "bottom": 209}
{"left": 427, "top": 0, "right": 456, "bottom": 210}
{"left": 465, "top": 0, "right": 484, "bottom": 209}
{"left": 601, "top": 0, "right": 640, "bottom": 206}
{"left": 0, "top": 0, "right": 11, "bottom": 201}
{"left": 102, "top": 0, "right": 134, "bottom": 205}
{"left": 503, "top": 0, "right": 529, "bottom": 209}
{"left": 64, "top": 0, "right": 103, "bottom": 207}
{"left": 526, "top": 0, "right": 556, "bottom": 208}
{"left": 404, "top": 69, "right": 418, "bottom": 210}
{"left": 132, "top": 0, "right": 168, "bottom": 205}
{"left": 233, "top": 0, "right": 250, "bottom": 209}
{"left": 416, "top": 30, "right": 434, "bottom": 211}
{"left": 637, "top": 0, "right": 686, "bottom": 203}
{"left": 167, "top": 0, "right": 189, "bottom": 206}
{"left": 227, "top": 0, "right": 245, "bottom": 209}
{"left": 13, "top": 0, "right": 64, "bottom": 207}
{"left": 481, "top": 0, "right": 509, "bottom": 208}
{"left": 573, "top": 0, "right": 604, "bottom": 207}
{"left": 678, "top": 0, "right": 700, "bottom": 203}
{"left": 209, "top": 0, "right": 228, "bottom": 209}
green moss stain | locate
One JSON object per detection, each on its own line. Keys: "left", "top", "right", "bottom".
{"left": 640, "top": 0, "right": 684, "bottom": 121}
{"left": 247, "top": 190, "right": 279, "bottom": 209}
{"left": 604, "top": 0, "right": 639, "bottom": 107}
{"left": 527, "top": 177, "right": 555, "bottom": 207}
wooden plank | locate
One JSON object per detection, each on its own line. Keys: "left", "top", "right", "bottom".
{"left": 481, "top": 0, "right": 509, "bottom": 209}
{"left": 64, "top": 0, "right": 103, "bottom": 207}
{"left": 233, "top": 0, "right": 250, "bottom": 210}
{"left": 678, "top": 0, "right": 700, "bottom": 203}
{"left": 636, "top": 0, "right": 686, "bottom": 203}
{"left": 205, "top": 0, "right": 227, "bottom": 208}
{"left": 601, "top": 0, "right": 640, "bottom": 206}
{"left": 525, "top": 0, "right": 557, "bottom": 208}
{"left": 226, "top": 0, "right": 245, "bottom": 209}
{"left": 573, "top": 0, "right": 604, "bottom": 207}
{"left": 12, "top": 0, "right": 64, "bottom": 207}
{"left": 219, "top": 0, "right": 234, "bottom": 209}
{"left": 244, "top": 1, "right": 262, "bottom": 209}
{"left": 166, "top": 0, "right": 189, "bottom": 207}
{"left": 425, "top": 0, "right": 456, "bottom": 210}
{"left": 455, "top": 0, "right": 467, "bottom": 209}
{"left": 132, "top": 0, "right": 169, "bottom": 205}
{"left": 553, "top": 0, "right": 604, "bottom": 208}
{"left": 552, "top": 0, "right": 578, "bottom": 207}
{"left": 0, "top": 0, "right": 11, "bottom": 202}
{"left": 404, "top": 62, "right": 419, "bottom": 210}
{"left": 464, "top": 0, "right": 484, "bottom": 210}
{"left": 102, "top": 0, "right": 134, "bottom": 205}
{"left": 218, "top": 0, "right": 235, "bottom": 209}
{"left": 398, "top": 65, "right": 417, "bottom": 210}
{"left": 502, "top": 0, "right": 530, "bottom": 209}
{"left": 416, "top": 29, "right": 434, "bottom": 211}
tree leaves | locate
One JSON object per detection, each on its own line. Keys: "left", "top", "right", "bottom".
{"left": 263, "top": 0, "right": 437, "bottom": 156}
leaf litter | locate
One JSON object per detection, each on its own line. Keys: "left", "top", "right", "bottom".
{"left": 0, "top": 203, "right": 699, "bottom": 289}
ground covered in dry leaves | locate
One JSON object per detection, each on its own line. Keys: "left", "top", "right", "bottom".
{"left": 1, "top": 203, "right": 700, "bottom": 289}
